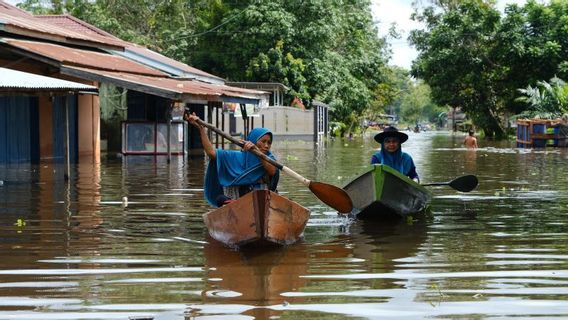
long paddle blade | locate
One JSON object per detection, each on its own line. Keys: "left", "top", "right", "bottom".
{"left": 423, "top": 175, "right": 478, "bottom": 192}
{"left": 449, "top": 175, "right": 478, "bottom": 192}
{"left": 308, "top": 181, "right": 353, "bottom": 214}
{"left": 194, "top": 118, "right": 353, "bottom": 213}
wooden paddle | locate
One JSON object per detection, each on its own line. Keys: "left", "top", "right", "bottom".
{"left": 422, "top": 175, "right": 478, "bottom": 192}
{"left": 194, "top": 119, "right": 354, "bottom": 213}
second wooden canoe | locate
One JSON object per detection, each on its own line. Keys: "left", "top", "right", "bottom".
{"left": 343, "top": 164, "right": 431, "bottom": 220}
{"left": 203, "top": 189, "right": 310, "bottom": 248}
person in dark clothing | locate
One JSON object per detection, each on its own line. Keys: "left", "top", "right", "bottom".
{"left": 371, "top": 126, "right": 419, "bottom": 182}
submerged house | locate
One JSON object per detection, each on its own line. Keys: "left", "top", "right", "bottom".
{"left": 0, "top": 67, "right": 97, "bottom": 165}
{"left": 0, "top": 1, "right": 268, "bottom": 164}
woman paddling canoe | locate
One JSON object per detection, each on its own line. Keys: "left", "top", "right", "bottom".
{"left": 371, "top": 126, "right": 420, "bottom": 183}
{"left": 185, "top": 112, "right": 280, "bottom": 207}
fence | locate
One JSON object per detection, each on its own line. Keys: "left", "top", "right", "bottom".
{"left": 516, "top": 119, "right": 568, "bottom": 148}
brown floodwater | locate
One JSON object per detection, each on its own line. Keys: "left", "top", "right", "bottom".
{"left": 0, "top": 130, "right": 567, "bottom": 319}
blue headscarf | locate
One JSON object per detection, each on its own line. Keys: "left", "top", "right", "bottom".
{"left": 204, "top": 127, "right": 279, "bottom": 207}
{"left": 371, "top": 140, "right": 418, "bottom": 180}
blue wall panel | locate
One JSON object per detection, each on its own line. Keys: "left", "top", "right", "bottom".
{"left": 52, "top": 96, "right": 78, "bottom": 163}
{"left": 0, "top": 96, "right": 39, "bottom": 164}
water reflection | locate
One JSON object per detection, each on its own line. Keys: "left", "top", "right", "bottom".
{"left": 200, "top": 240, "right": 309, "bottom": 319}
{"left": 0, "top": 132, "right": 567, "bottom": 319}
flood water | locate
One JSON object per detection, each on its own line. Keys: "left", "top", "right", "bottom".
{"left": 1, "top": 130, "right": 568, "bottom": 319}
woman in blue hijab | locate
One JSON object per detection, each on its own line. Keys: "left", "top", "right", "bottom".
{"left": 186, "top": 112, "right": 279, "bottom": 207}
{"left": 371, "top": 126, "right": 419, "bottom": 182}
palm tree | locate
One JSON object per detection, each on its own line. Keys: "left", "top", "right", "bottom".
{"left": 516, "top": 77, "right": 568, "bottom": 119}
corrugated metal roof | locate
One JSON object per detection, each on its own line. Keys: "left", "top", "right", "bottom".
{"left": 33, "top": 15, "right": 225, "bottom": 83}
{"left": 0, "top": 2, "right": 268, "bottom": 103}
{"left": 112, "top": 46, "right": 225, "bottom": 84}
{"left": 61, "top": 65, "right": 267, "bottom": 102}
{"left": 2, "top": 38, "right": 167, "bottom": 77}
{"left": 0, "top": 67, "right": 97, "bottom": 92}
{"left": 226, "top": 81, "right": 289, "bottom": 91}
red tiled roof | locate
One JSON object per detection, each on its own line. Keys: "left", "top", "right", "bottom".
{"left": 0, "top": 1, "right": 32, "bottom": 18}
{"left": 0, "top": 4, "right": 125, "bottom": 49}
{"left": 36, "top": 14, "right": 123, "bottom": 41}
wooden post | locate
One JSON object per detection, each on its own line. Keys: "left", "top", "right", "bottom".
{"left": 207, "top": 103, "right": 213, "bottom": 144}
{"left": 240, "top": 104, "right": 248, "bottom": 140}
{"left": 64, "top": 96, "right": 70, "bottom": 182}
{"left": 221, "top": 108, "right": 225, "bottom": 149}
{"left": 215, "top": 105, "right": 219, "bottom": 148}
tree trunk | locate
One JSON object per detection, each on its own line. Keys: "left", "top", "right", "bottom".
{"left": 475, "top": 110, "right": 505, "bottom": 139}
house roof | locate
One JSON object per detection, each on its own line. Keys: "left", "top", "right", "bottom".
{"left": 0, "top": 1, "right": 268, "bottom": 103}
{"left": 0, "top": 3, "right": 125, "bottom": 50}
{"left": 226, "top": 81, "right": 289, "bottom": 91}
{"left": 61, "top": 65, "right": 267, "bottom": 103}
{"left": 2, "top": 38, "right": 167, "bottom": 77}
{"left": 35, "top": 14, "right": 121, "bottom": 40}
{"left": 111, "top": 45, "right": 224, "bottom": 83}
{"left": 34, "top": 14, "right": 224, "bottom": 83}
{"left": 0, "top": 66, "right": 97, "bottom": 94}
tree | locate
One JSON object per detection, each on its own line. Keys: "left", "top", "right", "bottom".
{"left": 410, "top": 0, "right": 568, "bottom": 138}
{"left": 246, "top": 40, "right": 309, "bottom": 103}
{"left": 516, "top": 77, "right": 568, "bottom": 119}
{"left": 399, "top": 81, "right": 443, "bottom": 125}
{"left": 191, "top": 0, "right": 389, "bottom": 127}
{"left": 492, "top": 0, "right": 568, "bottom": 115}
{"left": 19, "top": 0, "right": 392, "bottom": 127}
{"left": 19, "top": 0, "right": 199, "bottom": 64}
{"left": 410, "top": 0, "right": 507, "bottom": 137}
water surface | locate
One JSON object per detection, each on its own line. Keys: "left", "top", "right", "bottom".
{"left": 1, "top": 130, "right": 567, "bottom": 319}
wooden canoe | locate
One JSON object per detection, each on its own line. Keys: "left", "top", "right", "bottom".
{"left": 343, "top": 164, "right": 431, "bottom": 220}
{"left": 203, "top": 189, "right": 310, "bottom": 248}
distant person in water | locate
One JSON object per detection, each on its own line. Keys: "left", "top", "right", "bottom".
{"left": 185, "top": 112, "right": 279, "bottom": 207}
{"left": 463, "top": 130, "right": 478, "bottom": 149}
{"left": 371, "top": 126, "right": 420, "bottom": 183}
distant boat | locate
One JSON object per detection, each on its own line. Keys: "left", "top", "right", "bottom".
{"left": 343, "top": 165, "right": 431, "bottom": 220}
{"left": 203, "top": 190, "right": 310, "bottom": 248}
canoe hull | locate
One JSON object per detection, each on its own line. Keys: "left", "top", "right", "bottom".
{"left": 203, "top": 190, "right": 310, "bottom": 247}
{"left": 343, "top": 165, "right": 431, "bottom": 220}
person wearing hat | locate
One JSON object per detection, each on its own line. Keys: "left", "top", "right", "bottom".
{"left": 371, "top": 126, "right": 419, "bottom": 182}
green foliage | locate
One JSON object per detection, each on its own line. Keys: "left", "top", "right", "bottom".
{"left": 399, "top": 81, "right": 443, "bottom": 124}
{"left": 19, "top": 0, "right": 199, "bottom": 65}
{"left": 99, "top": 83, "right": 128, "bottom": 121}
{"left": 410, "top": 0, "right": 506, "bottom": 137}
{"left": 18, "top": 0, "right": 392, "bottom": 126}
{"left": 516, "top": 77, "right": 568, "bottom": 119}
{"left": 246, "top": 40, "right": 309, "bottom": 104}
{"left": 410, "top": 0, "right": 568, "bottom": 138}
{"left": 191, "top": 0, "right": 389, "bottom": 121}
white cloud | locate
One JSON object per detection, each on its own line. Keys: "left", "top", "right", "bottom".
{"left": 371, "top": 0, "right": 528, "bottom": 70}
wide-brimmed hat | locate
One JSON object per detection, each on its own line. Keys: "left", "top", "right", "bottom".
{"left": 374, "top": 126, "right": 408, "bottom": 144}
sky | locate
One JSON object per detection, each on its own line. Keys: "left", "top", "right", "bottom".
{"left": 371, "top": 0, "right": 529, "bottom": 70}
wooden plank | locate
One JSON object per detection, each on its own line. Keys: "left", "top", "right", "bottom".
{"left": 531, "top": 133, "right": 555, "bottom": 139}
